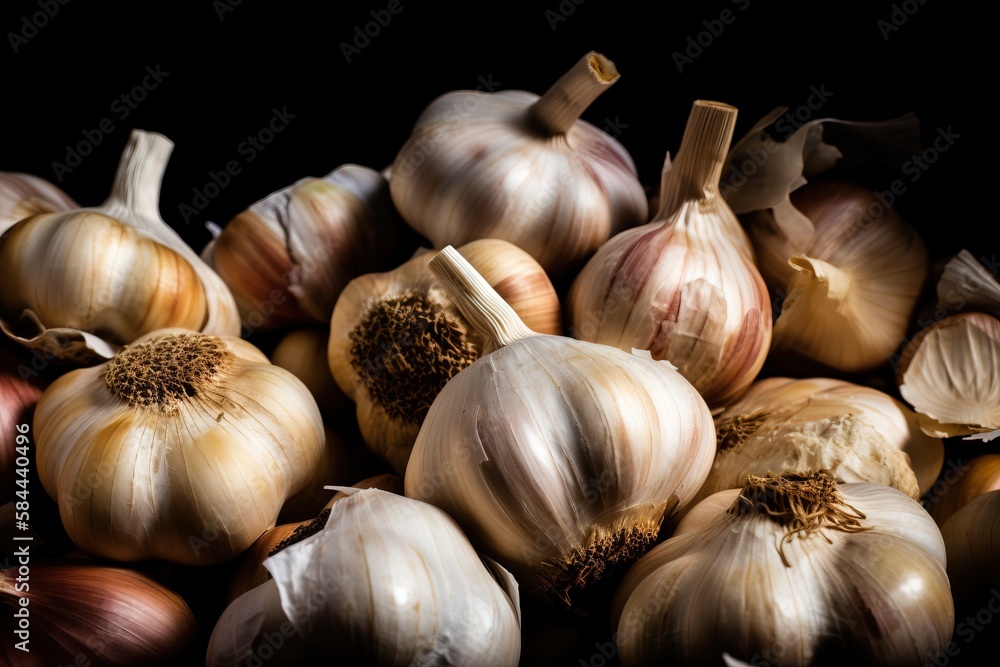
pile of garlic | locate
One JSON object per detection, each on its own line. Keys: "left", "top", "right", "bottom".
{"left": 0, "top": 49, "right": 995, "bottom": 667}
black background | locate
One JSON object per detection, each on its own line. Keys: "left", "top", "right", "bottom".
{"left": 2, "top": 1, "right": 993, "bottom": 666}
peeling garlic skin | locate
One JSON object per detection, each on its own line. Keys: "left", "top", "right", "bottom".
{"left": 0, "top": 170, "right": 78, "bottom": 234}
{"left": 34, "top": 329, "right": 325, "bottom": 566}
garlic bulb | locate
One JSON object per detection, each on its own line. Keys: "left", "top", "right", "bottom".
{"left": 405, "top": 246, "right": 716, "bottom": 605}
{"left": 207, "top": 488, "right": 522, "bottom": 667}
{"left": 329, "top": 238, "right": 562, "bottom": 475}
{"left": 897, "top": 312, "right": 1000, "bottom": 440}
{"left": 612, "top": 471, "right": 954, "bottom": 666}
{"left": 228, "top": 473, "right": 403, "bottom": 604}
{"left": 567, "top": 100, "right": 771, "bottom": 408}
{"left": 928, "top": 454, "right": 1000, "bottom": 526}
{"left": 0, "top": 171, "right": 78, "bottom": 234}
{"left": 0, "top": 345, "right": 45, "bottom": 500}
{"left": 270, "top": 327, "right": 348, "bottom": 422}
{"left": 742, "top": 178, "right": 929, "bottom": 373}
{"left": 34, "top": 328, "right": 325, "bottom": 565}
{"left": 695, "top": 376, "right": 943, "bottom": 513}
{"left": 0, "top": 560, "right": 198, "bottom": 666}
{"left": 389, "top": 51, "right": 647, "bottom": 276}
{"left": 0, "top": 130, "right": 240, "bottom": 364}
{"left": 940, "top": 488, "right": 1000, "bottom": 606}
{"left": 201, "top": 164, "right": 399, "bottom": 330}
{"left": 276, "top": 424, "right": 350, "bottom": 524}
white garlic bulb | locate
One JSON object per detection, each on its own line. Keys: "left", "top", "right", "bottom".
{"left": 0, "top": 170, "right": 78, "bottom": 235}
{"left": 404, "top": 247, "right": 716, "bottom": 606}
{"left": 612, "top": 471, "right": 955, "bottom": 666}
{"left": 201, "top": 164, "right": 400, "bottom": 331}
{"left": 206, "top": 488, "right": 522, "bottom": 667}
{"left": 0, "top": 130, "right": 240, "bottom": 364}
{"left": 389, "top": 51, "right": 647, "bottom": 276}
{"left": 567, "top": 100, "right": 771, "bottom": 409}
{"left": 34, "top": 328, "right": 325, "bottom": 565}
{"left": 698, "top": 376, "right": 943, "bottom": 511}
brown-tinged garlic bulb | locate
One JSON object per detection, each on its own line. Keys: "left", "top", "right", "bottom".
{"left": 201, "top": 164, "right": 399, "bottom": 331}
{"left": 567, "top": 100, "right": 771, "bottom": 409}
{"left": 896, "top": 312, "right": 1000, "bottom": 440}
{"left": 207, "top": 489, "right": 522, "bottom": 667}
{"left": 329, "top": 238, "right": 562, "bottom": 475}
{"left": 270, "top": 327, "right": 348, "bottom": 421}
{"left": 612, "top": 471, "right": 954, "bottom": 666}
{"left": 34, "top": 328, "right": 324, "bottom": 565}
{"left": 0, "top": 560, "right": 199, "bottom": 666}
{"left": 695, "top": 377, "right": 943, "bottom": 513}
{"left": 227, "top": 473, "right": 403, "bottom": 604}
{"left": 742, "top": 178, "right": 929, "bottom": 374}
{"left": 940, "top": 488, "right": 1000, "bottom": 607}
{"left": 0, "top": 130, "right": 240, "bottom": 364}
{"left": 0, "top": 171, "right": 78, "bottom": 235}
{"left": 405, "top": 247, "right": 716, "bottom": 606}
{"left": 389, "top": 51, "right": 647, "bottom": 276}
{"left": 927, "top": 454, "right": 1000, "bottom": 526}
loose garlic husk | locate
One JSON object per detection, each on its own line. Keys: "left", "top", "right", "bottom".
{"left": 0, "top": 171, "right": 78, "bottom": 234}
{"left": 741, "top": 178, "right": 929, "bottom": 374}
{"left": 405, "top": 246, "right": 716, "bottom": 606}
{"left": 34, "top": 328, "right": 325, "bottom": 565}
{"left": 201, "top": 164, "right": 399, "bottom": 330}
{"left": 693, "top": 377, "right": 943, "bottom": 514}
{"left": 567, "top": 100, "right": 771, "bottom": 409}
{"left": 329, "top": 238, "right": 562, "bottom": 475}
{"left": 0, "top": 560, "right": 199, "bottom": 666}
{"left": 207, "top": 488, "right": 522, "bottom": 667}
{"left": 389, "top": 51, "right": 647, "bottom": 276}
{"left": 0, "top": 130, "right": 240, "bottom": 364}
{"left": 896, "top": 311, "right": 1000, "bottom": 440}
{"left": 612, "top": 471, "right": 954, "bottom": 666}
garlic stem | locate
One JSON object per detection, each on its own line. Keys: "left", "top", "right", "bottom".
{"left": 658, "top": 100, "right": 737, "bottom": 218}
{"left": 528, "top": 51, "right": 619, "bottom": 136}
{"left": 101, "top": 129, "right": 173, "bottom": 221}
{"left": 427, "top": 246, "right": 535, "bottom": 351}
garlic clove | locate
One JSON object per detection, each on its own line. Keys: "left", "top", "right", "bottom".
{"left": 897, "top": 312, "right": 1000, "bottom": 438}
{"left": 202, "top": 164, "right": 401, "bottom": 330}
{"left": 0, "top": 170, "right": 78, "bottom": 235}
{"left": 0, "top": 130, "right": 241, "bottom": 364}
{"left": 0, "top": 560, "right": 199, "bottom": 666}
{"left": 932, "top": 249, "right": 1000, "bottom": 319}
{"left": 34, "top": 328, "right": 325, "bottom": 565}
{"left": 389, "top": 51, "right": 647, "bottom": 277}
{"left": 329, "top": 238, "right": 562, "bottom": 475}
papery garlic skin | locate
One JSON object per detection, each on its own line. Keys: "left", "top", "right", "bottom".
{"left": 0, "top": 171, "right": 78, "bottom": 235}
{"left": 389, "top": 52, "right": 647, "bottom": 276}
{"left": 202, "top": 164, "right": 398, "bottom": 330}
{"left": 745, "top": 178, "right": 929, "bottom": 373}
{"left": 405, "top": 247, "right": 716, "bottom": 605}
{"left": 698, "top": 377, "right": 943, "bottom": 509}
{"left": 329, "top": 238, "right": 562, "bottom": 475}
{"left": 34, "top": 329, "right": 324, "bottom": 565}
{"left": 0, "top": 130, "right": 240, "bottom": 364}
{"left": 207, "top": 489, "right": 521, "bottom": 667}
{"left": 897, "top": 312, "right": 1000, "bottom": 439}
{"left": 568, "top": 101, "right": 771, "bottom": 408}
{"left": 612, "top": 476, "right": 954, "bottom": 667}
